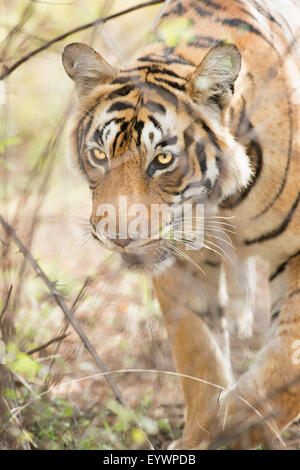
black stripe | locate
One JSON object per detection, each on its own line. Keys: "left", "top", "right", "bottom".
{"left": 183, "top": 128, "right": 194, "bottom": 150}
{"left": 193, "top": 4, "right": 213, "bottom": 17}
{"left": 148, "top": 115, "right": 162, "bottom": 131}
{"left": 214, "top": 17, "right": 272, "bottom": 47}
{"left": 250, "top": 0, "right": 281, "bottom": 26}
{"left": 203, "top": 259, "right": 221, "bottom": 267}
{"left": 269, "top": 250, "right": 300, "bottom": 282}
{"left": 195, "top": 141, "right": 207, "bottom": 174}
{"left": 188, "top": 35, "right": 216, "bottom": 48}
{"left": 162, "top": 1, "right": 186, "bottom": 16}
{"left": 111, "top": 75, "right": 140, "bottom": 85}
{"left": 76, "top": 112, "right": 95, "bottom": 174}
{"left": 134, "top": 120, "right": 144, "bottom": 147}
{"left": 107, "top": 85, "right": 135, "bottom": 100}
{"left": 163, "top": 174, "right": 186, "bottom": 192}
{"left": 97, "top": 118, "right": 124, "bottom": 145}
{"left": 152, "top": 77, "right": 185, "bottom": 91}
{"left": 76, "top": 117, "right": 88, "bottom": 173}
{"left": 145, "top": 100, "right": 166, "bottom": 114}
{"left": 202, "top": 121, "right": 221, "bottom": 153}
{"left": 271, "top": 310, "right": 280, "bottom": 321}
{"left": 185, "top": 180, "right": 203, "bottom": 190}
{"left": 125, "top": 65, "right": 183, "bottom": 80}
{"left": 135, "top": 81, "right": 178, "bottom": 107}
{"left": 107, "top": 101, "right": 136, "bottom": 113}
{"left": 289, "top": 289, "right": 300, "bottom": 300}
{"left": 112, "top": 121, "right": 129, "bottom": 155}
{"left": 253, "top": 96, "right": 293, "bottom": 219}
{"left": 198, "top": 0, "right": 222, "bottom": 9}
{"left": 246, "top": 192, "right": 300, "bottom": 246}
{"left": 164, "top": 177, "right": 203, "bottom": 197}
{"left": 138, "top": 55, "right": 192, "bottom": 66}
{"left": 156, "top": 136, "right": 178, "bottom": 148}
{"left": 226, "top": 138, "right": 262, "bottom": 208}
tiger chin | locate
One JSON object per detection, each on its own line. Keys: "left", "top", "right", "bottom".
{"left": 62, "top": 0, "right": 300, "bottom": 451}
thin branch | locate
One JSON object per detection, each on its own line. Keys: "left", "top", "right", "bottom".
{"left": 0, "top": 214, "right": 126, "bottom": 407}
{"left": 0, "top": 285, "right": 13, "bottom": 321}
{"left": 26, "top": 333, "right": 69, "bottom": 355}
{"left": 0, "top": 0, "right": 164, "bottom": 80}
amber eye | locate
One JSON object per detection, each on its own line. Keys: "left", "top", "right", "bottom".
{"left": 147, "top": 152, "right": 175, "bottom": 177}
{"left": 156, "top": 153, "right": 173, "bottom": 166}
{"left": 91, "top": 149, "right": 107, "bottom": 163}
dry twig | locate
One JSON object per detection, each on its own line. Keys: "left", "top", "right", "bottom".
{"left": 0, "top": 0, "right": 164, "bottom": 80}
{"left": 0, "top": 214, "right": 126, "bottom": 407}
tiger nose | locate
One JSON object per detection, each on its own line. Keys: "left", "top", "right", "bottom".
{"left": 111, "top": 238, "right": 133, "bottom": 248}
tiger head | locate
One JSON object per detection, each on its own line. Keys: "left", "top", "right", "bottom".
{"left": 62, "top": 42, "right": 251, "bottom": 271}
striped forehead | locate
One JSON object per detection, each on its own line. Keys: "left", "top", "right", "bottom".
{"left": 89, "top": 104, "right": 178, "bottom": 158}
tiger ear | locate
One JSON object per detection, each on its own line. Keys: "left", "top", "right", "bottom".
{"left": 188, "top": 43, "right": 241, "bottom": 113}
{"left": 62, "top": 42, "right": 118, "bottom": 96}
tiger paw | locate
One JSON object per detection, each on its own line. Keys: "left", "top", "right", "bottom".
{"left": 207, "top": 389, "right": 280, "bottom": 450}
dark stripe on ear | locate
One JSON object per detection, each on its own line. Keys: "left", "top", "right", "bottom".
{"left": 145, "top": 100, "right": 166, "bottom": 114}
{"left": 269, "top": 250, "right": 300, "bottom": 281}
{"left": 246, "top": 192, "right": 300, "bottom": 246}
{"left": 107, "top": 101, "right": 136, "bottom": 113}
{"left": 107, "top": 85, "right": 135, "bottom": 100}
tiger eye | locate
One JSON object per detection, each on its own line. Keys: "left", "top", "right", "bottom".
{"left": 93, "top": 149, "right": 107, "bottom": 161}
{"left": 157, "top": 153, "right": 173, "bottom": 165}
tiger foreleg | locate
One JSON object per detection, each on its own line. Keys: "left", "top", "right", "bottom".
{"left": 207, "top": 255, "right": 300, "bottom": 449}
{"left": 153, "top": 263, "right": 234, "bottom": 449}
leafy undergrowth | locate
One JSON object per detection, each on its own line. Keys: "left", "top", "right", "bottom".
{"left": 0, "top": 0, "right": 299, "bottom": 451}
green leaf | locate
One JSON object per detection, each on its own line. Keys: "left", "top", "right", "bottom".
{"left": 158, "top": 18, "right": 195, "bottom": 47}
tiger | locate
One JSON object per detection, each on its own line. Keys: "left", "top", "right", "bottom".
{"left": 62, "top": 0, "right": 300, "bottom": 449}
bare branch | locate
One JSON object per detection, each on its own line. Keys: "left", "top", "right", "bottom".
{"left": 0, "top": 0, "right": 164, "bottom": 80}
{"left": 0, "top": 285, "right": 13, "bottom": 322}
{"left": 0, "top": 214, "right": 126, "bottom": 407}
{"left": 26, "top": 333, "right": 69, "bottom": 355}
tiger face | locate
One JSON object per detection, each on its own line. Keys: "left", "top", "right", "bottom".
{"left": 62, "top": 42, "right": 251, "bottom": 271}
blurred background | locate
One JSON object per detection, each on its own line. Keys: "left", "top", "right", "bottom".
{"left": 0, "top": 0, "right": 184, "bottom": 450}
{"left": 0, "top": 0, "right": 299, "bottom": 450}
